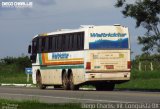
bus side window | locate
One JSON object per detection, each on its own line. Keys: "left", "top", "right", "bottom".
{"left": 32, "top": 41, "right": 36, "bottom": 54}
{"left": 76, "top": 33, "right": 79, "bottom": 50}
{"left": 68, "top": 34, "right": 72, "bottom": 51}
{"left": 42, "top": 32, "right": 84, "bottom": 52}
{"left": 58, "top": 35, "right": 62, "bottom": 51}
{"left": 38, "top": 38, "right": 41, "bottom": 52}
{"left": 48, "top": 36, "right": 53, "bottom": 52}
{"left": 41, "top": 38, "right": 46, "bottom": 52}
{"left": 37, "top": 37, "right": 40, "bottom": 53}
{"left": 52, "top": 36, "right": 56, "bottom": 52}
{"left": 66, "top": 34, "right": 70, "bottom": 51}
{"left": 70, "top": 34, "right": 75, "bottom": 50}
{"left": 45, "top": 37, "right": 49, "bottom": 52}
{"left": 80, "top": 32, "right": 84, "bottom": 50}
{"left": 39, "top": 37, "right": 46, "bottom": 53}
{"left": 54, "top": 36, "right": 58, "bottom": 51}
{"left": 73, "top": 33, "right": 78, "bottom": 50}
{"left": 62, "top": 35, "right": 66, "bottom": 51}
{"left": 42, "top": 37, "right": 45, "bottom": 52}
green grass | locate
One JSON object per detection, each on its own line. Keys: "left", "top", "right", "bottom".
{"left": 130, "top": 70, "right": 160, "bottom": 79}
{"left": 116, "top": 79, "right": 160, "bottom": 90}
{"left": 0, "top": 64, "right": 32, "bottom": 84}
{"left": 116, "top": 69, "right": 160, "bottom": 90}
{"left": 0, "top": 71, "right": 32, "bottom": 84}
{"left": 0, "top": 64, "right": 160, "bottom": 90}
{"left": 0, "top": 99, "right": 82, "bottom": 109}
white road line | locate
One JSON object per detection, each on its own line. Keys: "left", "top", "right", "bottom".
{"left": 0, "top": 92, "right": 136, "bottom": 103}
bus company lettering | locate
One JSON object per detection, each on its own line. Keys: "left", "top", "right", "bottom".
{"left": 52, "top": 53, "right": 69, "bottom": 59}
{"left": 90, "top": 33, "right": 126, "bottom": 37}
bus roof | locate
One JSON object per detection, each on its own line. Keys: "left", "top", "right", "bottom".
{"left": 33, "top": 24, "right": 128, "bottom": 38}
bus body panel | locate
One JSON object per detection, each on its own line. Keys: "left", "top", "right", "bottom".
{"left": 85, "top": 72, "right": 130, "bottom": 81}
{"left": 87, "top": 26, "right": 129, "bottom": 50}
{"left": 30, "top": 25, "right": 131, "bottom": 88}
{"left": 32, "top": 54, "right": 41, "bottom": 84}
{"left": 84, "top": 50, "right": 130, "bottom": 82}
{"left": 85, "top": 50, "right": 130, "bottom": 72}
{"left": 38, "top": 68, "right": 85, "bottom": 85}
{"left": 40, "top": 69, "right": 62, "bottom": 84}
{"left": 32, "top": 51, "right": 86, "bottom": 85}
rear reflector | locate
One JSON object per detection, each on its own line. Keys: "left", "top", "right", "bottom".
{"left": 86, "top": 62, "right": 91, "bottom": 70}
{"left": 127, "top": 61, "right": 131, "bottom": 69}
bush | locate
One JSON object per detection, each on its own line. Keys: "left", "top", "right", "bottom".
{"left": 0, "top": 56, "right": 31, "bottom": 72}
{"left": 132, "top": 53, "right": 160, "bottom": 71}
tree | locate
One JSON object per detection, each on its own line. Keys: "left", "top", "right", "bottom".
{"left": 115, "top": 0, "right": 160, "bottom": 53}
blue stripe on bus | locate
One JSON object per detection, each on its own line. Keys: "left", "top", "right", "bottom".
{"left": 40, "top": 64, "right": 84, "bottom": 70}
{"left": 89, "top": 38, "right": 128, "bottom": 49}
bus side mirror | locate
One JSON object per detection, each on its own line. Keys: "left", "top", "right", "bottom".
{"left": 28, "top": 45, "right": 31, "bottom": 54}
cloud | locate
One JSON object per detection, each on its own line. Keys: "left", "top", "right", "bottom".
{"left": 0, "top": 0, "right": 143, "bottom": 58}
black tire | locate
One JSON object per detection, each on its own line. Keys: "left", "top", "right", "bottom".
{"left": 95, "top": 83, "right": 115, "bottom": 91}
{"left": 62, "top": 72, "right": 69, "bottom": 90}
{"left": 36, "top": 72, "right": 46, "bottom": 89}
{"left": 69, "top": 73, "right": 79, "bottom": 90}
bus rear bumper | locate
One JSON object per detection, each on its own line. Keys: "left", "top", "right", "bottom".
{"left": 85, "top": 72, "right": 130, "bottom": 82}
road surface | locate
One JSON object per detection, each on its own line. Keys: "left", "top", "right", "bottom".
{"left": 0, "top": 86, "right": 159, "bottom": 103}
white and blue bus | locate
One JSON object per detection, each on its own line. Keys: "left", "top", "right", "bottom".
{"left": 28, "top": 25, "right": 131, "bottom": 90}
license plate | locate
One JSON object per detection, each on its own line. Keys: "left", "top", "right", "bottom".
{"left": 106, "top": 65, "right": 114, "bottom": 69}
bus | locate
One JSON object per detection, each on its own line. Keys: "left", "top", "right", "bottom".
{"left": 28, "top": 24, "right": 131, "bottom": 91}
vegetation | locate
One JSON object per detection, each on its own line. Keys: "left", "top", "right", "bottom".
{"left": 116, "top": 79, "right": 160, "bottom": 90}
{"left": 114, "top": 0, "right": 160, "bottom": 89}
{"left": 0, "top": 55, "right": 160, "bottom": 90}
{"left": 116, "top": 69, "right": 160, "bottom": 90}
{"left": 0, "top": 56, "right": 32, "bottom": 84}
{"left": 115, "top": 0, "right": 160, "bottom": 53}
{"left": 0, "top": 56, "right": 31, "bottom": 71}
{"left": 0, "top": 99, "right": 81, "bottom": 109}
{"left": 132, "top": 53, "right": 160, "bottom": 71}
{"left": 118, "top": 54, "right": 160, "bottom": 90}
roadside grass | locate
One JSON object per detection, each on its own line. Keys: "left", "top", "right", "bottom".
{"left": 0, "top": 99, "right": 82, "bottom": 109}
{"left": 116, "top": 69, "right": 160, "bottom": 90}
{"left": 130, "top": 70, "right": 160, "bottom": 79}
{"left": 0, "top": 64, "right": 160, "bottom": 90}
{"left": 115, "top": 79, "right": 160, "bottom": 90}
{"left": 0, "top": 64, "right": 32, "bottom": 84}
{"left": 0, "top": 71, "right": 32, "bottom": 84}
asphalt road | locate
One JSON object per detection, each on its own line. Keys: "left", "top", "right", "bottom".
{"left": 0, "top": 86, "right": 160, "bottom": 104}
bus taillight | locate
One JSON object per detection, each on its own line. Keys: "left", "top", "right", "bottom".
{"left": 127, "top": 61, "right": 131, "bottom": 69}
{"left": 86, "top": 62, "right": 91, "bottom": 70}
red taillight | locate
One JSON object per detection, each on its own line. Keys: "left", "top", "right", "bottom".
{"left": 86, "top": 62, "right": 91, "bottom": 70}
{"left": 127, "top": 61, "right": 131, "bottom": 69}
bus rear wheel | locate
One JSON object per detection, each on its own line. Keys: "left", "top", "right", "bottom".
{"left": 69, "top": 73, "right": 79, "bottom": 90}
{"left": 62, "top": 72, "right": 69, "bottom": 90}
{"left": 36, "top": 72, "right": 46, "bottom": 89}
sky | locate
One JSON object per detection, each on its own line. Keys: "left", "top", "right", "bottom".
{"left": 0, "top": 0, "right": 145, "bottom": 59}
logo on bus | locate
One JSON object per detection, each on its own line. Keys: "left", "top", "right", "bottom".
{"left": 90, "top": 33, "right": 126, "bottom": 37}
{"left": 52, "top": 53, "right": 69, "bottom": 59}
